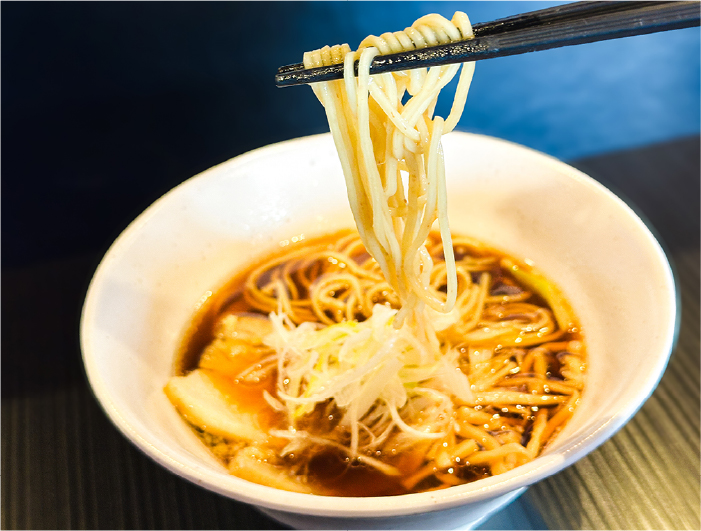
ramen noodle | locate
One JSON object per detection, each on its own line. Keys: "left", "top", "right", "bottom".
{"left": 165, "top": 12, "right": 586, "bottom": 496}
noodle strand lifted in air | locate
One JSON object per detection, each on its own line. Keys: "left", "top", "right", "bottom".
{"left": 302, "top": 12, "right": 476, "bottom": 331}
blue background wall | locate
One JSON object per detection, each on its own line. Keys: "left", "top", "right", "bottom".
{"left": 3, "top": 2, "right": 699, "bottom": 266}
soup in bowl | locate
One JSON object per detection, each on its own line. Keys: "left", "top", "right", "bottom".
{"left": 81, "top": 132, "right": 676, "bottom": 529}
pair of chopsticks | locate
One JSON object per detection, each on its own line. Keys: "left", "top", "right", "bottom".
{"left": 276, "top": 1, "right": 700, "bottom": 87}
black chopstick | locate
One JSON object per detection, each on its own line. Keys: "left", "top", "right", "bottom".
{"left": 277, "top": 1, "right": 649, "bottom": 75}
{"left": 275, "top": 1, "right": 700, "bottom": 87}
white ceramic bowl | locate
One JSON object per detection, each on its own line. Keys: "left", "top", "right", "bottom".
{"left": 81, "top": 133, "right": 676, "bottom": 529}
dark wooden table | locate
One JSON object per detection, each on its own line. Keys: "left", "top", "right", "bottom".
{"left": 3, "top": 136, "right": 699, "bottom": 530}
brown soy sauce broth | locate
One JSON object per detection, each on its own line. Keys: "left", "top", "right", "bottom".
{"left": 176, "top": 230, "right": 356, "bottom": 375}
{"left": 174, "top": 230, "right": 584, "bottom": 496}
{"left": 301, "top": 448, "right": 491, "bottom": 497}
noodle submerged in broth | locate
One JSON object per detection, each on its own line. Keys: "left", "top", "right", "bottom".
{"left": 165, "top": 11, "right": 586, "bottom": 496}
{"left": 166, "top": 231, "right": 585, "bottom": 496}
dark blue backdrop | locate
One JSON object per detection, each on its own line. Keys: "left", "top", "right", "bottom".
{"left": 3, "top": 2, "right": 699, "bottom": 267}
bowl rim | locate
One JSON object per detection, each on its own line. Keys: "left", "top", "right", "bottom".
{"left": 80, "top": 132, "right": 677, "bottom": 518}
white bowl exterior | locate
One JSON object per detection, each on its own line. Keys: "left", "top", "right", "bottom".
{"left": 259, "top": 487, "right": 527, "bottom": 530}
{"left": 81, "top": 133, "right": 676, "bottom": 523}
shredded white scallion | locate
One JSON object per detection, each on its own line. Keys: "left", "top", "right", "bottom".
{"left": 265, "top": 304, "right": 470, "bottom": 458}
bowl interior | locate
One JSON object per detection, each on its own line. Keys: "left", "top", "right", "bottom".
{"left": 81, "top": 132, "right": 675, "bottom": 517}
